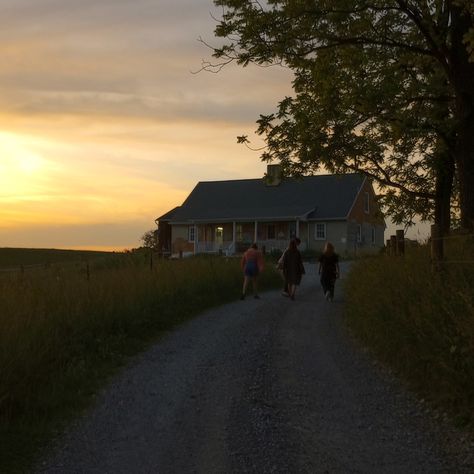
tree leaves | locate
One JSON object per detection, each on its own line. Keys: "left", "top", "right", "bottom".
{"left": 210, "top": 0, "right": 473, "bottom": 228}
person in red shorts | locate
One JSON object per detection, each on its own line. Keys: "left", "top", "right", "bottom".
{"left": 241, "top": 243, "right": 264, "bottom": 300}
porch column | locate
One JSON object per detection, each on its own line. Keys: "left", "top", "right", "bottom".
{"left": 254, "top": 221, "right": 258, "bottom": 243}
{"left": 194, "top": 224, "right": 198, "bottom": 255}
{"left": 307, "top": 222, "right": 310, "bottom": 250}
{"left": 232, "top": 221, "right": 236, "bottom": 254}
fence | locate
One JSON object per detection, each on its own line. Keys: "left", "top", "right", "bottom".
{"left": 385, "top": 226, "right": 474, "bottom": 271}
{"left": 385, "top": 229, "right": 406, "bottom": 256}
{"left": 0, "top": 250, "right": 163, "bottom": 281}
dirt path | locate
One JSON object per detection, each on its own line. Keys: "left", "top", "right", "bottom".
{"left": 37, "top": 263, "right": 473, "bottom": 473}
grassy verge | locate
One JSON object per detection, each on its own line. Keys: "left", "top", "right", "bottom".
{"left": 0, "top": 254, "right": 281, "bottom": 473}
{"left": 344, "top": 240, "right": 474, "bottom": 429}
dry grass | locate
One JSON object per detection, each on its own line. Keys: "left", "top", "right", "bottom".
{"left": 0, "top": 253, "right": 280, "bottom": 473}
{"left": 344, "top": 238, "right": 474, "bottom": 429}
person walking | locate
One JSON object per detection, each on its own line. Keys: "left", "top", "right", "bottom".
{"left": 282, "top": 239, "right": 305, "bottom": 301}
{"left": 278, "top": 237, "right": 301, "bottom": 297}
{"left": 241, "top": 243, "right": 264, "bottom": 300}
{"left": 318, "top": 242, "right": 340, "bottom": 302}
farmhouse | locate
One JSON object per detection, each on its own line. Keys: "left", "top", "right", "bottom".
{"left": 156, "top": 165, "right": 385, "bottom": 256}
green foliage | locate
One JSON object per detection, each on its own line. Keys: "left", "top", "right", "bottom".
{"left": 210, "top": 0, "right": 474, "bottom": 228}
{"left": 0, "top": 255, "right": 281, "bottom": 473}
{"left": 140, "top": 229, "right": 158, "bottom": 249}
{"left": 345, "top": 241, "right": 474, "bottom": 428}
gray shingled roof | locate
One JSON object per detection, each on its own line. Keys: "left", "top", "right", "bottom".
{"left": 156, "top": 206, "right": 180, "bottom": 221}
{"left": 162, "top": 173, "right": 365, "bottom": 222}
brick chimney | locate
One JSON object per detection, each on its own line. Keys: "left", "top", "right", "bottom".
{"left": 264, "top": 164, "right": 282, "bottom": 186}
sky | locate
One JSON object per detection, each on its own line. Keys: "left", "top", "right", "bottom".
{"left": 0, "top": 0, "right": 427, "bottom": 250}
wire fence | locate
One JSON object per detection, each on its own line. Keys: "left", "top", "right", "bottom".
{"left": 0, "top": 250, "right": 159, "bottom": 280}
{"left": 385, "top": 229, "right": 474, "bottom": 265}
{"left": 430, "top": 231, "right": 474, "bottom": 265}
{"left": 0, "top": 263, "right": 46, "bottom": 273}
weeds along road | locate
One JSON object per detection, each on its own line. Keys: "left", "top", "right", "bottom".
{"left": 37, "top": 262, "right": 472, "bottom": 474}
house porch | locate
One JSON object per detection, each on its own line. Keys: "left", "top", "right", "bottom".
{"left": 191, "top": 221, "right": 308, "bottom": 255}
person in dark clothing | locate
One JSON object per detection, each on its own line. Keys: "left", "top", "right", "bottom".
{"left": 318, "top": 242, "right": 340, "bottom": 302}
{"left": 282, "top": 239, "right": 305, "bottom": 301}
{"left": 279, "top": 237, "right": 301, "bottom": 297}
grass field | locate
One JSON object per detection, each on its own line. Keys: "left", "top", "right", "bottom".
{"left": 0, "top": 249, "right": 281, "bottom": 473}
{"left": 344, "top": 237, "right": 474, "bottom": 430}
{"left": 0, "top": 247, "right": 114, "bottom": 269}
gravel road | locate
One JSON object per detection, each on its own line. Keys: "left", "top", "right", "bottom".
{"left": 37, "top": 262, "right": 473, "bottom": 473}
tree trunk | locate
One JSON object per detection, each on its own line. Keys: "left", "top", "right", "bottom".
{"left": 434, "top": 153, "right": 454, "bottom": 237}
{"left": 451, "top": 6, "right": 474, "bottom": 232}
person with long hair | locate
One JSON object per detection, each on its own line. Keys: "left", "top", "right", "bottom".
{"left": 241, "top": 243, "right": 264, "bottom": 299}
{"left": 278, "top": 237, "right": 301, "bottom": 297}
{"left": 282, "top": 238, "right": 305, "bottom": 300}
{"left": 318, "top": 242, "right": 340, "bottom": 302}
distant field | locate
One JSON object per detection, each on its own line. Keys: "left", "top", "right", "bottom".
{"left": 0, "top": 247, "right": 115, "bottom": 269}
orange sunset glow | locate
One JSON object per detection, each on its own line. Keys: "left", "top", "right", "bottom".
{"left": 0, "top": 0, "right": 293, "bottom": 250}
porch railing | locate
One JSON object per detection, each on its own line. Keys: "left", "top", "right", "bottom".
{"left": 196, "top": 239, "right": 306, "bottom": 255}
{"left": 196, "top": 241, "right": 234, "bottom": 255}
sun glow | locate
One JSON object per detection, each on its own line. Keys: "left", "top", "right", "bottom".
{"left": 0, "top": 132, "right": 49, "bottom": 196}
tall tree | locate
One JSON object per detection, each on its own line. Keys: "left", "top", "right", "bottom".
{"left": 209, "top": 0, "right": 474, "bottom": 231}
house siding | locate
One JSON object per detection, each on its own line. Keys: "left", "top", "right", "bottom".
{"left": 171, "top": 225, "right": 194, "bottom": 254}
{"left": 346, "top": 179, "right": 385, "bottom": 253}
{"left": 347, "top": 179, "right": 385, "bottom": 226}
{"left": 307, "top": 220, "right": 349, "bottom": 253}
{"left": 345, "top": 221, "right": 384, "bottom": 254}
{"left": 157, "top": 221, "right": 172, "bottom": 254}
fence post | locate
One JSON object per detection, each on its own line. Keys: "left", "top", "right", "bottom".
{"left": 430, "top": 224, "right": 444, "bottom": 271}
{"left": 396, "top": 229, "right": 405, "bottom": 256}
{"left": 150, "top": 249, "right": 153, "bottom": 271}
{"left": 386, "top": 239, "right": 391, "bottom": 255}
{"left": 390, "top": 235, "right": 397, "bottom": 256}
{"left": 86, "top": 261, "right": 90, "bottom": 281}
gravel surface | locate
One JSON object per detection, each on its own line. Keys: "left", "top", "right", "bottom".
{"left": 37, "top": 262, "right": 474, "bottom": 473}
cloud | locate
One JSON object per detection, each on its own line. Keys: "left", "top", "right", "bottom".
{"left": 0, "top": 0, "right": 293, "bottom": 123}
{"left": 0, "top": 0, "right": 296, "bottom": 249}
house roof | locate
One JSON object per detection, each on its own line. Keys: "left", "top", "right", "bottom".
{"left": 156, "top": 206, "right": 181, "bottom": 222}
{"left": 160, "top": 173, "right": 366, "bottom": 223}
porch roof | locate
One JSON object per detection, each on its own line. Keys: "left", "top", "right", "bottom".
{"left": 161, "top": 173, "right": 365, "bottom": 223}
{"left": 156, "top": 206, "right": 180, "bottom": 222}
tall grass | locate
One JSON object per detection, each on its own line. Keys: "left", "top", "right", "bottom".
{"left": 345, "top": 238, "right": 474, "bottom": 429}
{"left": 0, "top": 254, "right": 280, "bottom": 473}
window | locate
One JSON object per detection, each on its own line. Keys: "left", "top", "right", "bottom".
{"left": 371, "top": 227, "right": 376, "bottom": 245}
{"left": 188, "top": 226, "right": 195, "bottom": 242}
{"left": 315, "top": 223, "right": 326, "bottom": 240}
{"left": 357, "top": 224, "right": 362, "bottom": 243}
{"left": 364, "top": 192, "right": 370, "bottom": 214}
{"left": 267, "top": 224, "right": 276, "bottom": 240}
